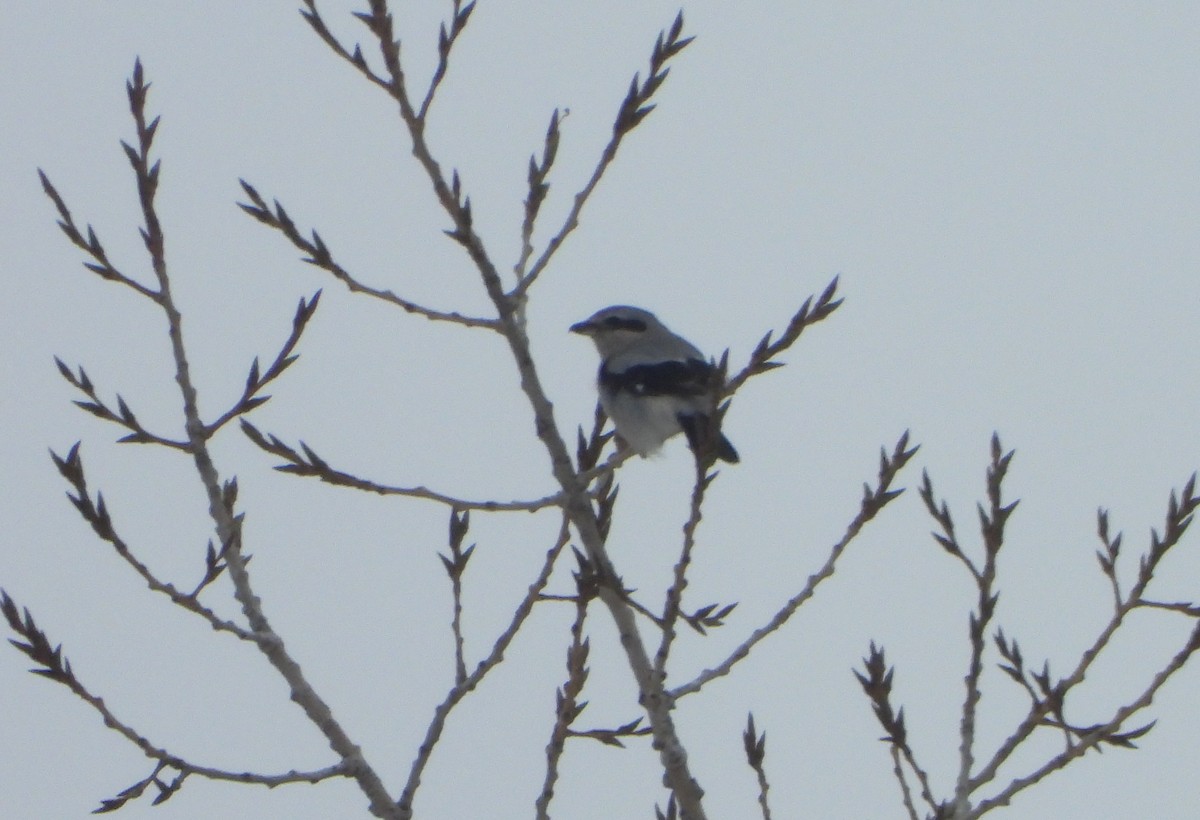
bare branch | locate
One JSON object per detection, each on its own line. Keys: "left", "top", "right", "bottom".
{"left": 0, "top": 590, "right": 350, "bottom": 812}
{"left": 535, "top": 552, "right": 595, "bottom": 819}
{"left": 854, "top": 643, "right": 939, "bottom": 814}
{"left": 514, "top": 109, "right": 562, "bottom": 283}
{"left": 971, "top": 622, "right": 1200, "bottom": 817}
{"left": 742, "top": 713, "right": 772, "bottom": 820}
{"left": 511, "top": 13, "right": 694, "bottom": 296}
{"left": 241, "top": 420, "right": 569, "bottom": 512}
{"left": 238, "top": 180, "right": 498, "bottom": 330}
{"left": 724, "top": 277, "right": 843, "bottom": 395}
{"left": 673, "top": 432, "right": 918, "bottom": 698}
{"left": 655, "top": 459, "right": 720, "bottom": 676}
{"left": 37, "top": 169, "right": 161, "bottom": 301}
{"left": 439, "top": 509, "right": 474, "bottom": 685}
{"left": 882, "top": 445, "right": 1200, "bottom": 818}
{"left": 117, "top": 60, "right": 400, "bottom": 818}
{"left": 950, "top": 434, "right": 1016, "bottom": 815}
{"left": 205, "top": 291, "right": 322, "bottom": 435}
{"left": 52, "top": 357, "right": 189, "bottom": 449}
{"left": 400, "top": 515, "right": 572, "bottom": 816}
{"left": 969, "top": 471, "right": 1200, "bottom": 801}
{"left": 307, "top": 6, "right": 713, "bottom": 814}
{"left": 420, "top": 0, "right": 476, "bottom": 120}
{"left": 298, "top": 1, "right": 392, "bottom": 91}
{"left": 48, "top": 443, "right": 254, "bottom": 640}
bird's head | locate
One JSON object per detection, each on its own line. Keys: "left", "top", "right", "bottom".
{"left": 570, "top": 305, "right": 665, "bottom": 358}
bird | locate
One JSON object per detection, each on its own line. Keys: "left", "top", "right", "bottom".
{"left": 570, "top": 305, "right": 739, "bottom": 464}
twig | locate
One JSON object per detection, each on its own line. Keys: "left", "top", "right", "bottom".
{"left": 951, "top": 435, "right": 1017, "bottom": 815}
{"left": 123, "top": 61, "right": 400, "bottom": 819}
{"left": 1094, "top": 508, "right": 1124, "bottom": 611}
{"left": 655, "top": 460, "right": 719, "bottom": 677}
{"left": 577, "top": 447, "right": 636, "bottom": 486}
{"left": 890, "top": 746, "right": 921, "bottom": 820}
{"left": 535, "top": 552, "right": 596, "bottom": 819}
{"left": 298, "top": 1, "right": 392, "bottom": 92}
{"left": 0, "top": 591, "right": 350, "bottom": 813}
{"left": 204, "top": 291, "right": 323, "bottom": 435}
{"left": 543, "top": 589, "right": 665, "bottom": 629}
{"left": 1134, "top": 599, "right": 1200, "bottom": 616}
{"left": 742, "top": 713, "right": 772, "bottom": 820}
{"left": 52, "top": 358, "right": 188, "bottom": 449}
{"left": 513, "top": 109, "right": 562, "bottom": 284}
{"left": 511, "top": 13, "right": 694, "bottom": 296}
{"left": 48, "top": 443, "right": 254, "bottom": 640}
{"left": 673, "top": 432, "right": 917, "bottom": 699}
{"left": 38, "top": 169, "right": 161, "bottom": 302}
{"left": 399, "top": 515, "right": 572, "bottom": 816}
{"left": 238, "top": 180, "right": 498, "bottom": 330}
{"left": 241, "top": 420, "right": 570, "bottom": 512}
{"left": 854, "top": 643, "right": 940, "bottom": 815}
{"left": 566, "top": 718, "right": 650, "bottom": 747}
{"left": 439, "top": 509, "right": 474, "bottom": 685}
{"left": 419, "top": 1, "right": 476, "bottom": 120}
{"left": 724, "top": 277, "right": 843, "bottom": 395}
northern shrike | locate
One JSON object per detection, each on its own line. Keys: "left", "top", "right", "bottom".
{"left": 571, "top": 306, "right": 739, "bottom": 463}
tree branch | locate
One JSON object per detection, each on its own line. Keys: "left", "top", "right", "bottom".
{"left": 419, "top": 0, "right": 475, "bottom": 120}
{"left": 48, "top": 442, "right": 254, "bottom": 640}
{"left": 511, "top": 13, "right": 693, "bottom": 295}
{"left": 0, "top": 591, "right": 350, "bottom": 814}
{"left": 673, "top": 432, "right": 917, "bottom": 699}
{"left": 238, "top": 180, "right": 498, "bottom": 330}
{"left": 122, "top": 60, "right": 400, "bottom": 819}
{"left": 724, "top": 277, "right": 843, "bottom": 395}
{"left": 204, "top": 291, "right": 322, "bottom": 435}
{"left": 535, "top": 553, "right": 595, "bottom": 820}
{"left": 241, "top": 420, "right": 570, "bottom": 512}
{"left": 327, "top": 5, "right": 713, "bottom": 811}
{"left": 38, "top": 169, "right": 161, "bottom": 301}
{"left": 399, "top": 515, "right": 572, "bottom": 815}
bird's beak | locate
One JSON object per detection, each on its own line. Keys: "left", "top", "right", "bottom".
{"left": 569, "top": 320, "right": 595, "bottom": 336}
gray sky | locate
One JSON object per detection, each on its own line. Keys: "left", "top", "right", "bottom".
{"left": 3, "top": 2, "right": 1200, "bottom": 818}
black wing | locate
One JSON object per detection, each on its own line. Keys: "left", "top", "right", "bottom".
{"left": 600, "top": 358, "right": 715, "bottom": 398}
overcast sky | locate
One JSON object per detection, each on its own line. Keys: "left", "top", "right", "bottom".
{"left": 4, "top": 3, "right": 1200, "bottom": 818}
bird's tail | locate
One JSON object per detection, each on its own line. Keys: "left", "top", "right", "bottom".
{"left": 715, "top": 432, "right": 740, "bottom": 464}
{"left": 679, "top": 413, "right": 739, "bottom": 464}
